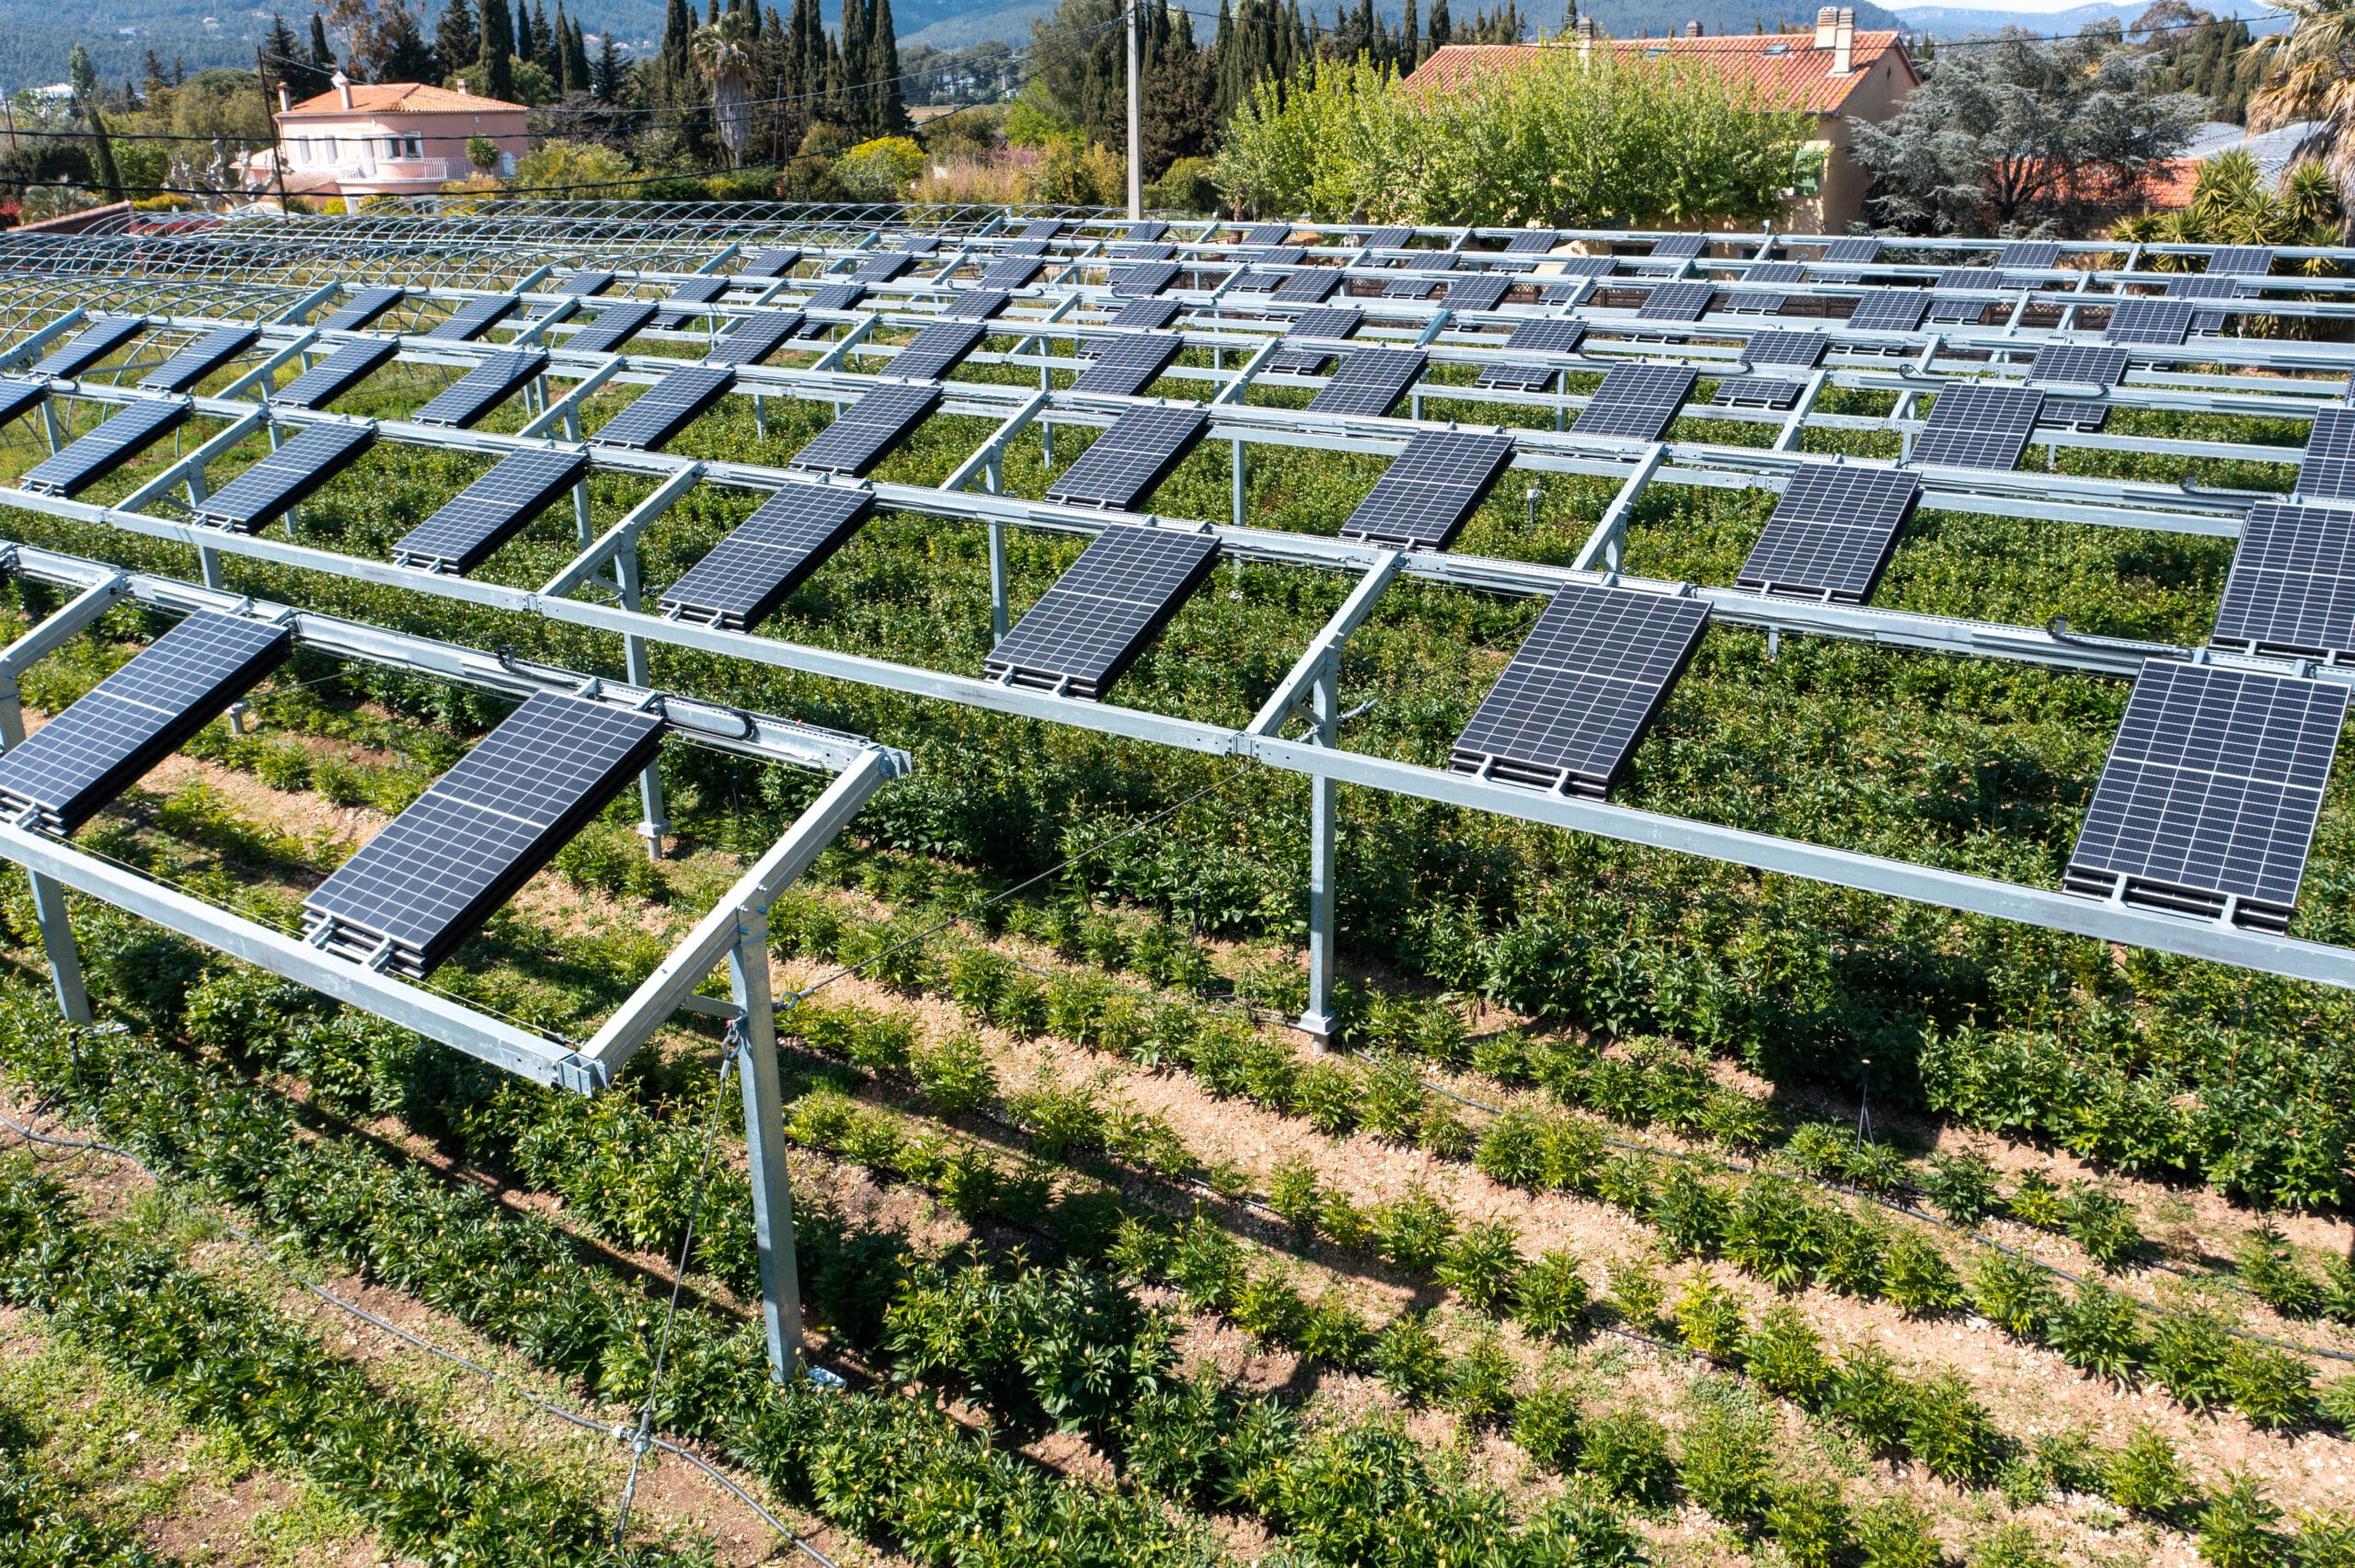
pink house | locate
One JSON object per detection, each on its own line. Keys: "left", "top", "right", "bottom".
{"left": 247, "top": 76, "right": 529, "bottom": 200}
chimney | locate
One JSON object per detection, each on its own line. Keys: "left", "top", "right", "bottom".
{"left": 1832, "top": 6, "right": 1855, "bottom": 73}
{"left": 276, "top": 82, "right": 290, "bottom": 112}
{"left": 1577, "top": 14, "right": 1595, "bottom": 59}
{"left": 332, "top": 69, "right": 352, "bottom": 109}
{"left": 1685, "top": 19, "right": 1702, "bottom": 35}
{"left": 1815, "top": 6, "right": 1837, "bottom": 47}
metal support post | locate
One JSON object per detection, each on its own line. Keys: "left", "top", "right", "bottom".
{"left": 614, "top": 544, "right": 671, "bottom": 858}
{"left": 1232, "top": 439, "right": 1246, "bottom": 527}
{"left": 1571, "top": 443, "right": 1667, "bottom": 576}
{"left": 25, "top": 871, "right": 90, "bottom": 1024}
{"left": 1300, "top": 660, "right": 1340, "bottom": 1044}
{"left": 730, "top": 910, "right": 805, "bottom": 1381}
{"left": 989, "top": 519, "right": 1011, "bottom": 644}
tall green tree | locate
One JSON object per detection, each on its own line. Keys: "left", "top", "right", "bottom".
{"left": 531, "top": 0, "right": 559, "bottom": 74}
{"left": 659, "top": 0, "right": 695, "bottom": 105}
{"left": 478, "top": 0, "right": 515, "bottom": 99}
{"left": 554, "top": 1, "right": 576, "bottom": 89}
{"left": 838, "top": 0, "right": 870, "bottom": 129}
{"left": 870, "top": 0, "right": 904, "bottom": 134}
{"left": 590, "top": 28, "right": 625, "bottom": 99}
{"left": 436, "top": 0, "right": 479, "bottom": 83}
{"left": 308, "top": 13, "right": 339, "bottom": 77}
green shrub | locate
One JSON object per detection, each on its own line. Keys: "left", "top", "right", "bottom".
{"left": 2150, "top": 1308, "right": 2238, "bottom": 1412}
{"left": 2228, "top": 1340, "right": 2315, "bottom": 1430}
{"left": 2102, "top": 1423, "right": 2191, "bottom": 1517}
{"left": 1121, "top": 1367, "right": 1233, "bottom": 1505}
{"left": 1166, "top": 1214, "right": 1246, "bottom": 1314}
{"left": 1676, "top": 1391, "right": 1775, "bottom": 1524}
{"left": 1373, "top": 1187, "right": 1457, "bottom": 1275}
{"left": 1292, "top": 1059, "right": 1361, "bottom": 1136}
{"left": 2051, "top": 1280, "right": 2144, "bottom": 1384}
{"left": 1371, "top": 1311, "right": 1450, "bottom": 1404}
{"left": 1671, "top": 1274, "right": 1749, "bottom": 1365}
{"left": 2200, "top": 1471, "right": 2286, "bottom": 1568}
{"left": 1970, "top": 1252, "right": 2059, "bottom": 1340}
{"left": 1359, "top": 1053, "right": 1427, "bottom": 1142}
{"left": 1853, "top": 1495, "right": 1946, "bottom": 1568}
{"left": 1512, "top": 1250, "right": 1593, "bottom": 1342}
{"left": 1647, "top": 1166, "right": 1729, "bottom": 1257}
{"left": 1881, "top": 1232, "right": 1965, "bottom": 1317}
{"left": 1230, "top": 1269, "right": 1308, "bottom": 1347}
{"left": 1438, "top": 1219, "right": 1524, "bottom": 1312}
{"left": 1419, "top": 1103, "right": 1477, "bottom": 1161}
{"left": 2321, "top": 1373, "right": 2355, "bottom": 1429}
{"left": 1578, "top": 1407, "right": 1675, "bottom": 1505}
{"left": 1698, "top": 1088, "right": 1777, "bottom": 1151}
{"left": 1469, "top": 1028, "right": 1534, "bottom": 1085}
{"left": 1724, "top": 1177, "right": 1829, "bottom": 1291}
{"left": 912, "top": 1032, "right": 996, "bottom": 1115}
{"left": 1540, "top": 1116, "right": 1606, "bottom": 1193}
{"left": 1764, "top": 1478, "right": 1852, "bottom": 1568}
{"left": 1782, "top": 1121, "right": 1855, "bottom": 1180}
{"left": 1817, "top": 1214, "right": 1887, "bottom": 1297}
{"left": 1296, "top": 1292, "right": 1373, "bottom": 1368}
{"left": 1446, "top": 1333, "right": 1519, "bottom": 1426}
{"left": 1474, "top": 1107, "right": 1549, "bottom": 1189}
{"left": 1512, "top": 1379, "right": 1583, "bottom": 1471}
{"left": 1595, "top": 1151, "right": 1656, "bottom": 1213}
{"left": 2005, "top": 1170, "right": 2067, "bottom": 1230}
{"left": 1743, "top": 1304, "right": 1830, "bottom": 1405}
{"left": 2240, "top": 1226, "right": 2324, "bottom": 1319}
{"left": 1523, "top": 1478, "right": 1647, "bottom": 1566}
{"left": 1971, "top": 1524, "right": 2056, "bottom": 1568}
{"left": 1826, "top": 1345, "right": 1913, "bottom": 1453}
{"left": 1902, "top": 1370, "right": 2005, "bottom": 1485}
{"left": 2058, "top": 1183, "right": 2142, "bottom": 1270}
{"left": 1606, "top": 1259, "right": 1666, "bottom": 1329}
{"left": 1269, "top": 1156, "right": 1322, "bottom": 1238}
{"left": 1918, "top": 1151, "right": 1999, "bottom": 1225}
{"left": 2292, "top": 1510, "right": 2355, "bottom": 1567}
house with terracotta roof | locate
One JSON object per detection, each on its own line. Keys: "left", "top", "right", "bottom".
{"left": 246, "top": 74, "right": 529, "bottom": 201}
{"left": 1406, "top": 7, "right": 1918, "bottom": 231}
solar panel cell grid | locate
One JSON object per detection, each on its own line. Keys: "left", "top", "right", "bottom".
{"left": 139, "top": 326, "right": 258, "bottom": 393}
{"left": 1636, "top": 280, "right": 1714, "bottom": 321}
{"left": 2064, "top": 660, "right": 2347, "bottom": 930}
{"left": 1265, "top": 306, "right": 1365, "bottom": 376}
{"left": 1361, "top": 227, "right": 1412, "bottom": 252}
{"left": 2213, "top": 500, "right": 2355, "bottom": 659}
{"left": 981, "top": 257, "right": 1044, "bottom": 291}
{"left": 1338, "top": 430, "right": 1516, "bottom": 550}
{"left": 317, "top": 288, "right": 405, "bottom": 332}
{"left": 274, "top": 338, "right": 397, "bottom": 410}
{"left": 660, "top": 480, "right": 877, "bottom": 630}
{"left": 851, "top": 251, "right": 918, "bottom": 283}
{"left": 190, "top": 420, "right": 375, "bottom": 532}
{"left": 1476, "top": 317, "right": 1588, "bottom": 390}
{"left": 1111, "top": 261, "right": 1181, "bottom": 298}
{"left": 982, "top": 523, "right": 1222, "bottom": 699}
{"left": 1240, "top": 223, "right": 1290, "bottom": 246}
{"left": 1737, "top": 462, "right": 1919, "bottom": 601}
{"left": 1444, "top": 273, "right": 1513, "bottom": 312}
{"left": 657, "top": 275, "right": 730, "bottom": 326}
{"left": 1505, "top": 230, "right": 1559, "bottom": 254}
{"left": 1911, "top": 383, "right": 2044, "bottom": 471}
{"left": 1069, "top": 332, "right": 1184, "bottom": 398}
{"left": 1997, "top": 242, "right": 2060, "bottom": 272}
{"left": 949, "top": 290, "right": 1014, "bottom": 321}
{"left": 706, "top": 309, "right": 807, "bottom": 365}
{"left": 556, "top": 270, "right": 615, "bottom": 297}
{"left": 392, "top": 448, "right": 587, "bottom": 574}
{"left": 1844, "top": 290, "right": 1929, "bottom": 334}
{"left": 1107, "top": 298, "right": 1182, "bottom": 333}
{"left": 1740, "top": 329, "right": 1828, "bottom": 368}
{"left": 1307, "top": 347, "right": 1427, "bottom": 417}
{"left": 413, "top": 349, "right": 548, "bottom": 429}
{"left": 0, "top": 378, "right": 44, "bottom": 431}
{"left": 2027, "top": 343, "right": 2130, "bottom": 389}
{"left": 2106, "top": 297, "right": 2195, "bottom": 346}
{"left": 424, "top": 295, "right": 521, "bottom": 343}
{"left": 565, "top": 300, "right": 659, "bottom": 354}
{"left": 589, "top": 364, "right": 734, "bottom": 450}
{"left": 29, "top": 316, "right": 144, "bottom": 379}
{"left": 19, "top": 398, "right": 190, "bottom": 497}
{"left": 2207, "top": 246, "right": 2275, "bottom": 277}
{"left": 1817, "top": 237, "right": 1880, "bottom": 265}
{"left": 2296, "top": 407, "right": 2355, "bottom": 501}
{"left": 1110, "top": 243, "right": 1176, "bottom": 261}
{"left": 0, "top": 611, "right": 289, "bottom": 833}
{"left": 886, "top": 319, "right": 987, "bottom": 382}
{"left": 1273, "top": 269, "right": 1342, "bottom": 303}
{"left": 1709, "top": 378, "right": 1806, "bottom": 410}
{"left": 1650, "top": 234, "right": 1706, "bottom": 260}
{"left": 1572, "top": 363, "right": 1696, "bottom": 441}
{"left": 1046, "top": 406, "right": 1211, "bottom": 509}
{"left": 788, "top": 382, "right": 941, "bottom": 476}
{"left": 1729, "top": 262, "right": 1805, "bottom": 313}
{"left": 739, "top": 246, "right": 802, "bottom": 278}
{"left": 1126, "top": 222, "right": 1169, "bottom": 241}
{"left": 1450, "top": 582, "right": 1711, "bottom": 794}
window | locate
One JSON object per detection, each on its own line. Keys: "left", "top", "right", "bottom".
{"left": 403, "top": 134, "right": 422, "bottom": 158}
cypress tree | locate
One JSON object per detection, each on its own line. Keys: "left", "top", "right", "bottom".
{"left": 1402, "top": 0, "right": 1419, "bottom": 66}
{"left": 870, "top": 0, "right": 902, "bottom": 134}
{"left": 567, "top": 17, "right": 591, "bottom": 89}
{"left": 838, "top": 0, "right": 867, "bottom": 131}
{"left": 532, "top": 0, "right": 558, "bottom": 74}
{"left": 554, "top": 2, "right": 575, "bottom": 89}
{"left": 478, "top": 0, "right": 514, "bottom": 100}
{"left": 436, "top": 0, "right": 479, "bottom": 82}
{"left": 1428, "top": 0, "right": 1450, "bottom": 46}
{"left": 659, "top": 0, "right": 695, "bottom": 105}
{"left": 591, "top": 29, "right": 624, "bottom": 99}
{"left": 307, "top": 14, "right": 338, "bottom": 76}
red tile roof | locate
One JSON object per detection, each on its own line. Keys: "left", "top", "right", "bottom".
{"left": 281, "top": 81, "right": 526, "bottom": 118}
{"left": 1407, "top": 34, "right": 1917, "bottom": 115}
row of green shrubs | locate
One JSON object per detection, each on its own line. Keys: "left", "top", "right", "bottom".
{"left": 0, "top": 1391, "right": 161, "bottom": 1568}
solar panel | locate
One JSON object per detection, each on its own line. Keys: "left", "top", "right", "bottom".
{"left": 1505, "top": 230, "right": 1559, "bottom": 255}
{"left": 1650, "top": 234, "right": 1706, "bottom": 260}
{"left": 1020, "top": 220, "right": 1069, "bottom": 240}
{"left": 658, "top": 275, "right": 730, "bottom": 328}
{"left": 1125, "top": 222, "right": 1169, "bottom": 242}
{"left": 981, "top": 256, "right": 1044, "bottom": 290}
{"left": 2027, "top": 342, "right": 2128, "bottom": 389}
{"left": 589, "top": 364, "right": 733, "bottom": 450}
{"left": 1736, "top": 462, "right": 1919, "bottom": 601}
{"left": 802, "top": 282, "right": 867, "bottom": 317}
{"left": 1927, "top": 284, "right": 1992, "bottom": 326}
{"left": 1844, "top": 290, "right": 1928, "bottom": 334}
{"left": 1911, "top": 383, "right": 2044, "bottom": 470}
{"left": 424, "top": 295, "right": 521, "bottom": 343}
{"left": 0, "top": 378, "right": 45, "bottom": 432}
{"left": 949, "top": 290, "right": 1013, "bottom": 321}
{"left": 1070, "top": 332, "right": 1183, "bottom": 397}
{"left": 2297, "top": 407, "right": 2355, "bottom": 502}
{"left": 1045, "top": 406, "right": 1209, "bottom": 509}
{"left": 1273, "top": 269, "right": 1342, "bottom": 303}
{"left": 27, "top": 316, "right": 144, "bottom": 379}
{"left": 1240, "top": 223, "right": 1290, "bottom": 246}
{"left": 788, "top": 382, "right": 940, "bottom": 475}
{"left": 0, "top": 611, "right": 290, "bottom": 834}
{"left": 1361, "top": 226, "right": 1412, "bottom": 253}
{"left": 1637, "top": 280, "right": 1714, "bottom": 322}
{"left": 414, "top": 349, "right": 548, "bottom": 428}
{"left": 1266, "top": 306, "right": 1364, "bottom": 375}
{"left": 1741, "top": 329, "right": 1828, "bottom": 369}
{"left": 659, "top": 480, "right": 876, "bottom": 630}
{"left": 391, "top": 448, "right": 588, "bottom": 574}
{"left": 2168, "top": 272, "right": 2240, "bottom": 334}
{"left": 301, "top": 692, "right": 666, "bottom": 977}
{"left": 1996, "top": 242, "right": 2060, "bottom": 273}
{"left": 139, "top": 326, "right": 258, "bottom": 393}
{"left": 887, "top": 319, "right": 987, "bottom": 382}
{"left": 1384, "top": 275, "right": 1439, "bottom": 301}
{"left": 982, "top": 523, "right": 1222, "bottom": 699}
{"left": 2212, "top": 500, "right": 2355, "bottom": 660}
{"left": 18, "top": 398, "right": 190, "bottom": 496}
{"left": 1308, "top": 347, "right": 1427, "bottom": 417}
{"left": 851, "top": 251, "right": 919, "bottom": 283}
{"left": 2063, "top": 660, "right": 2347, "bottom": 932}
{"left": 556, "top": 269, "right": 615, "bottom": 297}
{"left": 1112, "top": 261, "right": 1182, "bottom": 298}
{"left": 2106, "top": 297, "right": 2196, "bottom": 347}
{"left": 898, "top": 235, "right": 945, "bottom": 256}
{"left": 1816, "top": 237, "right": 1880, "bottom": 266}
{"left": 2207, "top": 246, "right": 2274, "bottom": 278}
{"left": 1107, "top": 298, "right": 1182, "bottom": 333}
{"left": 317, "top": 287, "right": 406, "bottom": 332}
{"left": 706, "top": 309, "right": 806, "bottom": 366}
{"left": 1110, "top": 243, "right": 1177, "bottom": 261}
{"left": 1709, "top": 377, "right": 1807, "bottom": 411}
{"left": 1729, "top": 262, "right": 1805, "bottom": 313}
{"left": 1338, "top": 430, "right": 1516, "bottom": 550}
{"left": 190, "top": 420, "right": 375, "bottom": 532}
{"left": 990, "top": 240, "right": 1040, "bottom": 260}
{"left": 273, "top": 338, "right": 397, "bottom": 410}
{"left": 739, "top": 246, "right": 803, "bottom": 278}
{"left": 1445, "top": 273, "right": 1513, "bottom": 313}
{"left": 1572, "top": 363, "right": 1696, "bottom": 441}
{"left": 566, "top": 300, "right": 659, "bottom": 355}
{"left": 1247, "top": 246, "right": 1306, "bottom": 269}
{"left": 1449, "top": 582, "right": 1711, "bottom": 795}
{"left": 1476, "top": 317, "right": 1588, "bottom": 391}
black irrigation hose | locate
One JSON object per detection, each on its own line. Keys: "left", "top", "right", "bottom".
{"left": 0, "top": 1102, "right": 841, "bottom": 1568}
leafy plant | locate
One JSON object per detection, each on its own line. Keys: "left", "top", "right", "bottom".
{"left": 2200, "top": 1471, "right": 2286, "bottom": 1568}
{"left": 1438, "top": 1219, "right": 1524, "bottom": 1311}
{"left": 1512, "top": 1250, "right": 1593, "bottom": 1342}
{"left": 2240, "top": 1225, "right": 2324, "bottom": 1319}
{"left": 1743, "top": 1304, "right": 1831, "bottom": 1405}
{"left": 1880, "top": 1231, "right": 1966, "bottom": 1317}
{"left": 1511, "top": 1379, "right": 1583, "bottom": 1471}
{"left": 2102, "top": 1423, "right": 2192, "bottom": 1518}
{"left": 1764, "top": 1478, "right": 1852, "bottom": 1568}
{"left": 1970, "top": 1252, "right": 2059, "bottom": 1340}
{"left": 1578, "top": 1407, "right": 1675, "bottom": 1505}
{"left": 1676, "top": 1388, "right": 1776, "bottom": 1525}
{"left": 2051, "top": 1280, "right": 2145, "bottom": 1385}
{"left": 1902, "top": 1370, "right": 2006, "bottom": 1486}
{"left": 1671, "top": 1273, "right": 1749, "bottom": 1364}
{"left": 1919, "top": 1151, "right": 2001, "bottom": 1225}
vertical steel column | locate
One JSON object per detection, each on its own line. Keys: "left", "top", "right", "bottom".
{"left": 1299, "top": 658, "right": 1340, "bottom": 1044}
{"left": 1232, "top": 439, "right": 1246, "bottom": 527}
{"left": 0, "top": 666, "right": 89, "bottom": 1024}
{"left": 729, "top": 911, "right": 805, "bottom": 1380}
{"left": 989, "top": 520, "right": 1011, "bottom": 644}
{"left": 613, "top": 545, "right": 671, "bottom": 858}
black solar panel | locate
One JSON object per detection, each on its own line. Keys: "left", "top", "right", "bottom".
{"left": 1844, "top": 290, "right": 1928, "bottom": 334}
{"left": 190, "top": 421, "right": 374, "bottom": 532}
{"left": 898, "top": 235, "right": 945, "bottom": 255}
{"left": 1476, "top": 317, "right": 1587, "bottom": 391}
{"left": 1996, "top": 242, "right": 2060, "bottom": 273}
{"left": 887, "top": 319, "right": 987, "bottom": 382}
{"left": 2106, "top": 297, "right": 2196, "bottom": 347}
{"left": 414, "top": 349, "right": 548, "bottom": 429}
{"left": 1361, "top": 226, "right": 1412, "bottom": 253}
{"left": 19, "top": 398, "right": 189, "bottom": 496}
{"left": 1729, "top": 262, "right": 1805, "bottom": 313}
{"left": 2064, "top": 660, "right": 2347, "bottom": 932}
{"left": 1505, "top": 230, "right": 1559, "bottom": 255}
{"left": 802, "top": 282, "right": 867, "bottom": 320}
{"left": 317, "top": 287, "right": 405, "bottom": 332}
{"left": 1246, "top": 246, "right": 1307, "bottom": 269}
{"left": 1107, "top": 298, "right": 1182, "bottom": 333}
{"left": 1125, "top": 222, "right": 1169, "bottom": 242}
{"left": 2167, "top": 272, "right": 2241, "bottom": 334}
{"left": 139, "top": 326, "right": 258, "bottom": 393}
{"left": 1231, "top": 269, "right": 1288, "bottom": 294}
{"left": 1450, "top": 583, "right": 1711, "bottom": 795}
{"left": 1045, "top": 406, "right": 1209, "bottom": 509}
{"left": 1266, "top": 306, "right": 1364, "bottom": 375}
{"left": 563, "top": 300, "right": 658, "bottom": 355}
{"left": 706, "top": 309, "right": 807, "bottom": 366}
{"left": 1709, "top": 377, "right": 1807, "bottom": 411}
{"left": 1338, "top": 430, "right": 1515, "bottom": 550}
{"left": 556, "top": 269, "right": 615, "bottom": 297}
{"left": 301, "top": 692, "right": 665, "bottom": 977}
{"left": 1273, "top": 269, "right": 1342, "bottom": 303}
{"left": 1650, "top": 234, "right": 1706, "bottom": 261}
{"left": 1110, "top": 243, "right": 1177, "bottom": 261}
{"left": 1572, "top": 363, "right": 1696, "bottom": 441}
{"left": 1020, "top": 219, "right": 1069, "bottom": 240}
{"left": 1308, "top": 347, "right": 1427, "bottom": 417}
{"left": 739, "top": 246, "right": 803, "bottom": 278}
{"left": 1736, "top": 462, "right": 1919, "bottom": 601}
{"left": 425, "top": 295, "right": 521, "bottom": 343}
{"left": 942, "top": 292, "right": 1007, "bottom": 324}
{"left": 1239, "top": 223, "right": 1290, "bottom": 246}
{"left": 981, "top": 257, "right": 1044, "bottom": 291}
{"left": 1816, "top": 237, "right": 1880, "bottom": 266}
{"left": 982, "top": 523, "right": 1222, "bottom": 699}
{"left": 589, "top": 364, "right": 733, "bottom": 450}
{"left": 1912, "top": 383, "right": 2044, "bottom": 471}
{"left": 392, "top": 448, "right": 588, "bottom": 574}
{"left": 2301, "top": 407, "right": 2355, "bottom": 501}
{"left": 2027, "top": 343, "right": 2129, "bottom": 389}
{"left": 28, "top": 316, "right": 144, "bottom": 379}
{"left": 1741, "top": 329, "right": 1828, "bottom": 369}
{"left": 0, "top": 610, "right": 289, "bottom": 832}
{"left": 658, "top": 275, "right": 730, "bottom": 327}
{"left": 2207, "top": 246, "right": 2274, "bottom": 278}
{"left": 789, "top": 382, "right": 940, "bottom": 476}
{"left": 1637, "top": 280, "right": 1715, "bottom": 322}
{"left": 1111, "top": 261, "right": 1182, "bottom": 298}
{"left": 274, "top": 338, "right": 397, "bottom": 410}
{"left": 851, "top": 251, "right": 919, "bottom": 283}
{"left": 1444, "top": 273, "right": 1513, "bottom": 313}
{"left": 1927, "top": 285, "right": 1992, "bottom": 326}
{"left": 660, "top": 480, "right": 876, "bottom": 630}
{"left": 1070, "top": 332, "right": 1183, "bottom": 397}
{"left": 2212, "top": 500, "right": 2355, "bottom": 660}
{"left": 0, "top": 378, "right": 45, "bottom": 432}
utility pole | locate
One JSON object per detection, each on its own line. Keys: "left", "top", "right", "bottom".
{"left": 1125, "top": 0, "right": 1142, "bottom": 220}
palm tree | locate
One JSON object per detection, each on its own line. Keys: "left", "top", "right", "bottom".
{"left": 2246, "top": 0, "right": 2355, "bottom": 217}
{"left": 693, "top": 7, "right": 757, "bottom": 166}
